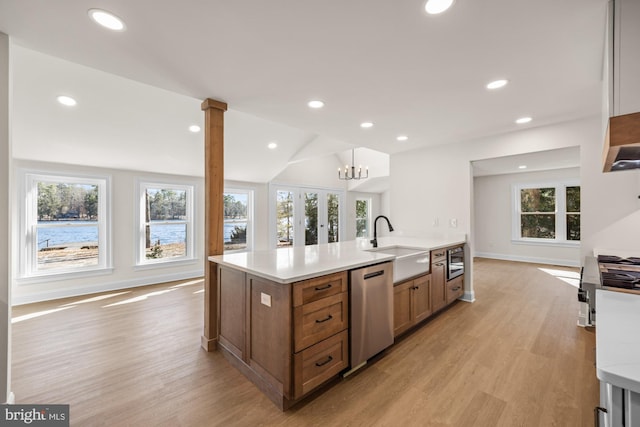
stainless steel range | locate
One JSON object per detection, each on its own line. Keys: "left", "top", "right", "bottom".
{"left": 597, "top": 255, "right": 640, "bottom": 292}
{"left": 578, "top": 254, "right": 640, "bottom": 327}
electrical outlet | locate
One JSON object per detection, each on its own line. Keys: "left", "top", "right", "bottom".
{"left": 449, "top": 218, "right": 457, "bottom": 228}
{"left": 260, "top": 292, "right": 272, "bottom": 307}
{"left": 433, "top": 217, "right": 439, "bottom": 227}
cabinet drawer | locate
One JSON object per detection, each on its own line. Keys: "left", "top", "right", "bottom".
{"left": 446, "top": 276, "right": 464, "bottom": 304}
{"left": 431, "top": 249, "right": 446, "bottom": 263}
{"left": 293, "top": 330, "right": 348, "bottom": 399}
{"left": 293, "top": 271, "right": 347, "bottom": 306}
{"left": 293, "top": 292, "right": 348, "bottom": 352}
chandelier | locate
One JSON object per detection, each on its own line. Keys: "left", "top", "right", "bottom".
{"left": 338, "top": 149, "right": 369, "bottom": 180}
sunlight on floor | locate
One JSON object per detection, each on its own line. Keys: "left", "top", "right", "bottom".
{"left": 101, "top": 289, "right": 177, "bottom": 307}
{"left": 59, "top": 291, "right": 131, "bottom": 307}
{"left": 12, "top": 306, "right": 73, "bottom": 324}
{"left": 538, "top": 267, "right": 580, "bottom": 288}
{"left": 193, "top": 289, "right": 204, "bottom": 294}
{"left": 170, "top": 279, "right": 204, "bottom": 289}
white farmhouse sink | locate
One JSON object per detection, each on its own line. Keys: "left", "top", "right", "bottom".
{"left": 366, "top": 246, "right": 430, "bottom": 283}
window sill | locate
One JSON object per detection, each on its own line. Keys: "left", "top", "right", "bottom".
{"left": 17, "top": 267, "right": 114, "bottom": 285}
{"left": 223, "top": 248, "right": 250, "bottom": 254}
{"left": 134, "top": 257, "right": 199, "bottom": 270}
{"left": 511, "top": 239, "right": 580, "bottom": 248}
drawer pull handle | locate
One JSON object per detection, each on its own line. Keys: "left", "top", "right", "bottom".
{"left": 451, "top": 286, "right": 461, "bottom": 291}
{"left": 435, "top": 263, "right": 444, "bottom": 267}
{"left": 315, "top": 355, "right": 333, "bottom": 367}
{"left": 364, "top": 270, "right": 385, "bottom": 280}
{"left": 315, "top": 314, "right": 333, "bottom": 323}
{"left": 412, "top": 286, "right": 419, "bottom": 290}
{"left": 315, "top": 284, "right": 332, "bottom": 291}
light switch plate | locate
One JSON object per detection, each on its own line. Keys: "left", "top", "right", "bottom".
{"left": 260, "top": 292, "right": 272, "bottom": 307}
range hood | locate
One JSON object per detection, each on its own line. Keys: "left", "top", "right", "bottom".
{"left": 603, "top": 112, "right": 640, "bottom": 172}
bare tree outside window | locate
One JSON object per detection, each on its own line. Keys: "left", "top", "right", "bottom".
{"left": 356, "top": 199, "right": 369, "bottom": 238}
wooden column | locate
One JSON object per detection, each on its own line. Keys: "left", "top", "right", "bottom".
{"left": 201, "top": 98, "right": 227, "bottom": 352}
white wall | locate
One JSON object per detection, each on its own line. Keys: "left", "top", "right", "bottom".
{"left": 390, "top": 116, "right": 640, "bottom": 300}
{"left": 473, "top": 167, "right": 581, "bottom": 266}
{"left": 11, "top": 160, "right": 204, "bottom": 305}
{"left": 1, "top": 31, "right": 11, "bottom": 404}
{"left": 272, "top": 153, "right": 348, "bottom": 189}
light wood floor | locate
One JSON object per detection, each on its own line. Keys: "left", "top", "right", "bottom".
{"left": 11, "top": 258, "right": 598, "bottom": 426}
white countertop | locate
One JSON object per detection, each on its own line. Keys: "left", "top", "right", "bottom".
{"left": 208, "top": 236, "right": 465, "bottom": 284}
{"left": 596, "top": 289, "right": 640, "bottom": 393}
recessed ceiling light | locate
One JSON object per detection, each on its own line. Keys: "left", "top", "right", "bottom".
{"left": 515, "top": 117, "right": 532, "bottom": 124}
{"left": 189, "top": 125, "right": 201, "bottom": 133}
{"left": 486, "top": 79, "right": 508, "bottom": 90}
{"left": 56, "top": 95, "right": 77, "bottom": 106}
{"left": 88, "top": 9, "right": 126, "bottom": 31}
{"left": 425, "top": 0, "right": 455, "bottom": 14}
{"left": 518, "top": 165, "right": 527, "bottom": 169}
{"left": 360, "top": 122, "right": 374, "bottom": 129}
{"left": 268, "top": 142, "right": 278, "bottom": 149}
{"left": 308, "top": 100, "right": 325, "bottom": 109}
{"left": 397, "top": 135, "right": 409, "bottom": 141}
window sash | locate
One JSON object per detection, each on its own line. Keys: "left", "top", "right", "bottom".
{"left": 223, "top": 189, "right": 252, "bottom": 253}
{"left": 355, "top": 198, "right": 370, "bottom": 238}
{"left": 22, "top": 172, "right": 110, "bottom": 278}
{"left": 513, "top": 181, "right": 579, "bottom": 245}
{"left": 137, "top": 181, "right": 194, "bottom": 265}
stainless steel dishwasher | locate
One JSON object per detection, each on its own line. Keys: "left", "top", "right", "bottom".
{"left": 348, "top": 261, "right": 394, "bottom": 373}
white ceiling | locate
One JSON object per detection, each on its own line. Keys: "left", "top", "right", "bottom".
{"left": 0, "top": 0, "right": 606, "bottom": 182}
{"left": 472, "top": 146, "right": 581, "bottom": 177}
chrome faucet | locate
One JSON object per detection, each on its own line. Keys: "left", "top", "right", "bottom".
{"left": 370, "top": 215, "right": 394, "bottom": 248}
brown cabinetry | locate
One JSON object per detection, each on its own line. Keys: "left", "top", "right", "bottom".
{"left": 291, "top": 271, "right": 349, "bottom": 399}
{"left": 216, "top": 266, "right": 348, "bottom": 410}
{"left": 393, "top": 281, "right": 413, "bottom": 336}
{"left": 431, "top": 249, "right": 447, "bottom": 313}
{"left": 393, "top": 274, "right": 432, "bottom": 337}
{"left": 447, "top": 275, "right": 464, "bottom": 304}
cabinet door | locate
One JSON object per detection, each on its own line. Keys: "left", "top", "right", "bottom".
{"left": 247, "top": 275, "right": 292, "bottom": 398}
{"left": 393, "top": 281, "right": 413, "bottom": 337}
{"left": 413, "top": 275, "right": 432, "bottom": 323}
{"left": 218, "top": 266, "right": 246, "bottom": 359}
{"left": 431, "top": 261, "right": 447, "bottom": 312}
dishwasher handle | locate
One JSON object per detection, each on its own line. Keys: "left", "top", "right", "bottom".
{"left": 363, "top": 270, "right": 385, "bottom": 280}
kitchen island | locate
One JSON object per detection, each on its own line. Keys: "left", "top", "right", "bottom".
{"left": 208, "top": 236, "right": 466, "bottom": 409}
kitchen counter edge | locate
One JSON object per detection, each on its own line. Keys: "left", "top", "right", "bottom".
{"left": 208, "top": 237, "right": 466, "bottom": 284}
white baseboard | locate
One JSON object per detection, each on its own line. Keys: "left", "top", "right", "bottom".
{"left": 474, "top": 251, "right": 579, "bottom": 267}
{"left": 461, "top": 291, "right": 475, "bottom": 303}
{"left": 12, "top": 269, "right": 204, "bottom": 306}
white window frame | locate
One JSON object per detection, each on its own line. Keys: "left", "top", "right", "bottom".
{"left": 18, "top": 170, "right": 112, "bottom": 282}
{"left": 135, "top": 180, "right": 195, "bottom": 267}
{"left": 355, "top": 197, "right": 372, "bottom": 239}
{"left": 223, "top": 188, "right": 253, "bottom": 253}
{"left": 268, "top": 183, "right": 345, "bottom": 248}
{"left": 511, "top": 180, "right": 580, "bottom": 247}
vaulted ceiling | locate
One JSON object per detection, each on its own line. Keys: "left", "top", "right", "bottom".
{"left": 1, "top": 0, "right": 605, "bottom": 182}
